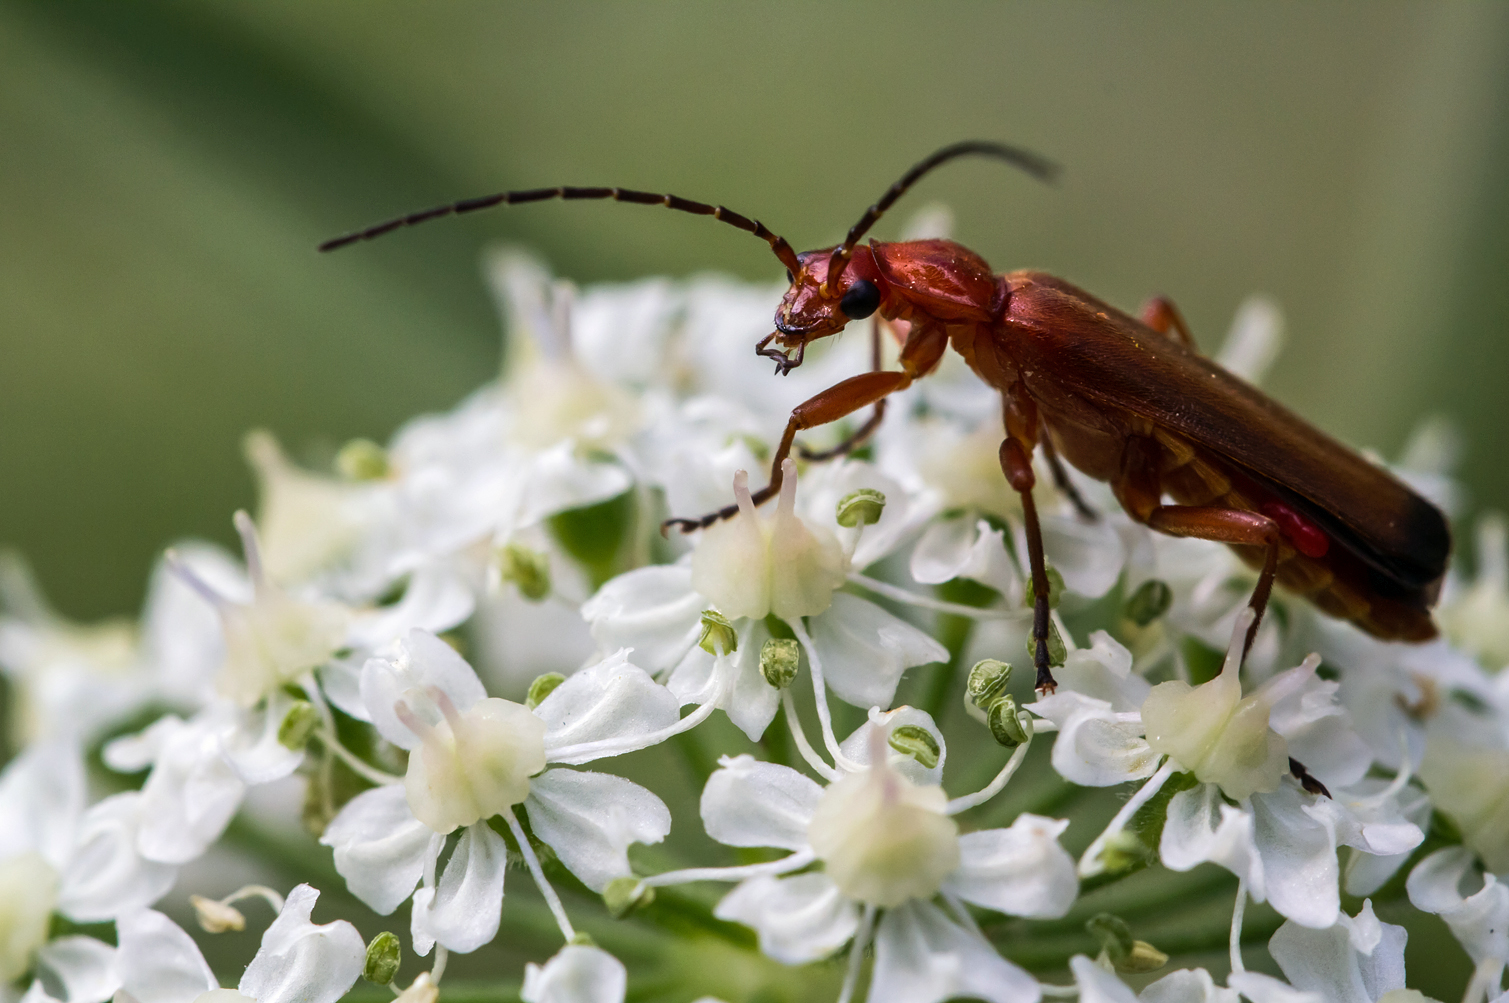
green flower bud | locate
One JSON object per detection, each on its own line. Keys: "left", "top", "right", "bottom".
{"left": 335, "top": 438, "right": 390, "bottom": 481}
{"left": 500, "top": 544, "right": 551, "bottom": 601}
{"left": 888, "top": 724, "right": 941, "bottom": 770}
{"left": 276, "top": 701, "right": 319, "bottom": 751}
{"left": 1124, "top": 579, "right": 1174, "bottom": 626}
{"left": 1023, "top": 566, "right": 1065, "bottom": 609}
{"left": 525, "top": 672, "right": 566, "bottom": 710}
{"left": 363, "top": 931, "right": 402, "bottom": 986}
{"left": 1085, "top": 913, "right": 1134, "bottom": 961}
{"left": 1094, "top": 830, "right": 1152, "bottom": 876}
{"left": 602, "top": 876, "right": 655, "bottom": 919}
{"left": 836, "top": 488, "right": 887, "bottom": 528}
{"left": 698, "top": 609, "right": 738, "bottom": 655}
{"left": 1116, "top": 940, "right": 1169, "bottom": 974}
{"left": 965, "top": 659, "right": 1012, "bottom": 709}
{"left": 760, "top": 637, "right": 800, "bottom": 688}
{"left": 987, "top": 695, "right": 1031, "bottom": 747}
{"left": 1025, "top": 620, "right": 1068, "bottom": 667}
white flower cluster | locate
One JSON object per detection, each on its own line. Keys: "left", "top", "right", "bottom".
{"left": 2, "top": 235, "right": 1507, "bottom": 1003}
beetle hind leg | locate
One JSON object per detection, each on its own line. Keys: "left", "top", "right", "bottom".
{"left": 1144, "top": 504, "right": 1281, "bottom": 663}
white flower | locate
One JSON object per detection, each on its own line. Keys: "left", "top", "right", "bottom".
{"left": 320, "top": 630, "right": 677, "bottom": 954}
{"left": 664, "top": 711, "right": 1068, "bottom": 1002}
{"left": 1267, "top": 900, "right": 1410, "bottom": 1003}
{"left": 520, "top": 945, "right": 626, "bottom": 1003}
{"left": 584, "top": 463, "right": 944, "bottom": 740}
{"left": 1407, "top": 848, "right": 1509, "bottom": 972}
{"left": 114, "top": 884, "right": 362, "bottom": 1003}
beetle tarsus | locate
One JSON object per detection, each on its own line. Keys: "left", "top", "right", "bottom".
{"left": 1289, "top": 757, "right": 1331, "bottom": 798}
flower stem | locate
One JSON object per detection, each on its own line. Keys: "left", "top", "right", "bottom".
{"left": 1077, "top": 759, "right": 1174, "bottom": 879}
{"left": 505, "top": 807, "right": 576, "bottom": 943}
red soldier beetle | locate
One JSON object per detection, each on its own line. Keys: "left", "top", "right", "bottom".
{"left": 320, "top": 141, "right": 1450, "bottom": 695}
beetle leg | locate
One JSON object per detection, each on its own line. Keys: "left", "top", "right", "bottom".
{"left": 1040, "top": 433, "right": 1097, "bottom": 521}
{"left": 665, "top": 326, "right": 947, "bottom": 534}
{"left": 663, "top": 369, "right": 911, "bottom": 533}
{"left": 797, "top": 317, "right": 888, "bottom": 462}
{"left": 1000, "top": 436, "right": 1058, "bottom": 693}
{"left": 1144, "top": 505, "right": 1281, "bottom": 663}
{"left": 1140, "top": 296, "right": 1197, "bottom": 351}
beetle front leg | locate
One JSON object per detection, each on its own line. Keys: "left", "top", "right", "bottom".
{"left": 1000, "top": 436, "right": 1058, "bottom": 693}
{"left": 797, "top": 316, "right": 899, "bottom": 462}
{"left": 1145, "top": 504, "right": 1281, "bottom": 663}
{"left": 664, "top": 369, "right": 912, "bottom": 533}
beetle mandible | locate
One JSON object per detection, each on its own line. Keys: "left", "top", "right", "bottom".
{"left": 320, "top": 141, "right": 1450, "bottom": 694}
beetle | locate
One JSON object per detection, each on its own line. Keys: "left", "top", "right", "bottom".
{"left": 320, "top": 140, "right": 1450, "bottom": 694}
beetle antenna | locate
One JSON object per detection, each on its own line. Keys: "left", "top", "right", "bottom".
{"left": 824, "top": 141, "right": 1059, "bottom": 292}
{"left": 319, "top": 185, "right": 802, "bottom": 274}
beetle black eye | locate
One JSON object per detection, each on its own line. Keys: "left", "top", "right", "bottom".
{"left": 839, "top": 279, "right": 880, "bottom": 320}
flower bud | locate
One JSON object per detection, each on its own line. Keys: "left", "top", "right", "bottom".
{"left": 1085, "top": 913, "right": 1133, "bottom": 960}
{"left": 759, "top": 637, "right": 800, "bottom": 688}
{"left": 500, "top": 544, "right": 552, "bottom": 601}
{"left": 363, "top": 931, "right": 402, "bottom": 986}
{"left": 987, "top": 696, "right": 1031, "bottom": 748}
{"left": 335, "top": 438, "right": 389, "bottom": 481}
{"left": 965, "top": 659, "right": 1011, "bottom": 710}
{"left": 888, "top": 724, "right": 941, "bottom": 770}
{"left": 1093, "top": 830, "right": 1152, "bottom": 876}
{"left": 1123, "top": 579, "right": 1173, "bottom": 626}
{"left": 1023, "top": 566, "right": 1065, "bottom": 610}
{"left": 276, "top": 700, "right": 319, "bottom": 751}
{"left": 525, "top": 672, "right": 566, "bottom": 710}
{"left": 602, "top": 876, "right": 655, "bottom": 919}
{"left": 836, "top": 488, "right": 886, "bottom": 528}
{"left": 698, "top": 609, "right": 738, "bottom": 656}
{"left": 190, "top": 895, "right": 246, "bottom": 933}
{"left": 1087, "top": 913, "right": 1168, "bottom": 973}
{"left": 1024, "top": 620, "right": 1067, "bottom": 667}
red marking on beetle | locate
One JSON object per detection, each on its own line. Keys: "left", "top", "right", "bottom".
{"left": 1261, "top": 501, "right": 1330, "bottom": 559}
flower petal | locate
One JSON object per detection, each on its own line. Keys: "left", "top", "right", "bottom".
{"left": 1267, "top": 901, "right": 1407, "bottom": 1003}
{"left": 943, "top": 814, "right": 1077, "bottom": 919}
{"left": 520, "top": 945, "right": 627, "bottom": 1003}
{"left": 1035, "top": 512, "right": 1125, "bottom": 599}
{"left": 1046, "top": 696, "right": 1159, "bottom": 788}
{"left": 525, "top": 769, "right": 671, "bottom": 892}
{"left": 581, "top": 565, "right": 703, "bottom": 673}
{"left": 133, "top": 715, "right": 246, "bottom": 865}
{"left": 409, "top": 823, "right": 507, "bottom": 955}
{"left": 1406, "top": 847, "right": 1509, "bottom": 965}
{"left": 0, "top": 740, "right": 84, "bottom": 867}
{"left": 239, "top": 884, "right": 365, "bottom": 1003}
{"left": 538, "top": 650, "right": 681, "bottom": 764}
{"left": 1070, "top": 954, "right": 1138, "bottom": 1003}
{"left": 809, "top": 594, "right": 947, "bottom": 710}
{"left": 868, "top": 900, "right": 1039, "bottom": 1003}
{"left": 33, "top": 936, "right": 119, "bottom": 1003}
{"left": 700, "top": 755, "right": 822, "bottom": 851}
{"left": 1138, "top": 968, "right": 1240, "bottom": 1003}
{"left": 712, "top": 873, "right": 857, "bottom": 964}
{"left": 1160, "top": 784, "right": 1263, "bottom": 901}
{"left": 57, "top": 793, "right": 177, "bottom": 922}
{"left": 319, "top": 784, "right": 436, "bottom": 915}
{"left": 1251, "top": 784, "right": 1341, "bottom": 929}
{"left": 115, "top": 909, "right": 216, "bottom": 1003}
{"left": 1225, "top": 972, "right": 1323, "bottom": 1003}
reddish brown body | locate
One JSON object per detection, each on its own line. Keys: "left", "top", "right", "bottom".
{"left": 790, "top": 239, "right": 1448, "bottom": 642}
{"left": 320, "top": 140, "right": 1450, "bottom": 687}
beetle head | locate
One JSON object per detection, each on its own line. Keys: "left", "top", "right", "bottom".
{"left": 761, "top": 247, "right": 887, "bottom": 375}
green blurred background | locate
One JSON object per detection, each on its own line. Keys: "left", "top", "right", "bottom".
{"left": 3, "top": 0, "right": 1508, "bottom": 621}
